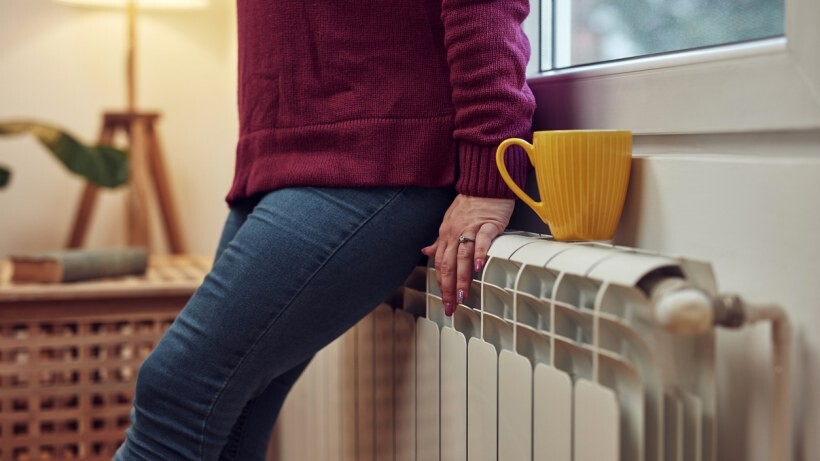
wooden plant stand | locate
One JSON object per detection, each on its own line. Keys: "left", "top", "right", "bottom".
{"left": 66, "top": 111, "right": 186, "bottom": 254}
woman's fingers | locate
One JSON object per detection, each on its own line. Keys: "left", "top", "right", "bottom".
{"left": 438, "top": 239, "right": 459, "bottom": 315}
{"left": 455, "top": 233, "right": 477, "bottom": 309}
{"left": 423, "top": 195, "right": 515, "bottom": 317}
{"left": 433, "top": 239, "right": 446, "bottom": 300}
{"left": 421, "top": 241, "right": 437, "bottom": 257}
{"left": 452, "top": 224, "right": 497, "bottom": 313}
{"left": 474, "top": 222, "right": 500, "bottom": 272}
{"left": 427, "top": 235, "right": 473, "bottom": 316}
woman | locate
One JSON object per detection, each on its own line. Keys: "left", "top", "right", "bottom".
{"left": 115, "top": 0, "right": 534, "bottom": 459}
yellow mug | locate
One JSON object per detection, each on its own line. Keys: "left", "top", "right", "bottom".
{"left": 496, "top": 130, "right": 632, "bottom": 241}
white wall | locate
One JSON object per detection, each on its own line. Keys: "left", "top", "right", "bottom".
{"left": 618, "top": 132, "right": 820, "bottom": 461}
{"left": 0, "top": 0, "right": 237, "bottom": 257}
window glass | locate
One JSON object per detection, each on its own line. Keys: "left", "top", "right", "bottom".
{"left": 544, "top": 0, "right": 786, "bottom": 70}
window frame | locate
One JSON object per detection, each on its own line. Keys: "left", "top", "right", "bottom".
{"left": 524, "top": 0, "right": 820, "bottom": 135}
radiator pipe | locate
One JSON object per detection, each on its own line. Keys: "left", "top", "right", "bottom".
{"left": 715, "top": 296, "right": 793, "bottom": 461}
{"left": 645, "top": 279, "right": 793, "bottom": 461}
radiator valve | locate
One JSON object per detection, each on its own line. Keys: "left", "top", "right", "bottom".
{"left": 645, "top": 276, "right": 714, "bottom": 335}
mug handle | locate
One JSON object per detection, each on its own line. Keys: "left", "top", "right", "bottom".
{"left": 496, "top": 138, "right": 545, "bottom": 217}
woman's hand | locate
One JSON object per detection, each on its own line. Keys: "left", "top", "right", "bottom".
{"left": 422, "top": 194, "right": 514, "bottom": 316}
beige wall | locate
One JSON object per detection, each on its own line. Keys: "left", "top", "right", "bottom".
{"left": 0, "top": 0, "right": 237, "bottom": 257}
{"left": 621, "top": 134, "right": 820, "bottom": 461}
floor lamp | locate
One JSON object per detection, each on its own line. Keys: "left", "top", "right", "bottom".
{"left": 54, "top": 0, "right": 208, "bottom": 254}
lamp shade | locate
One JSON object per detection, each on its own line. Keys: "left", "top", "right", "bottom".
{"left": 54, "top": 0, "right": 207, "bottom": 9}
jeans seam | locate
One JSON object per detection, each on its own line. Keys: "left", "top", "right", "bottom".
{"left": 198, "top": 187, "right": 408, "bottom": 459}
{"left": 221, "top": 403, "right": 249, "bottom": 461}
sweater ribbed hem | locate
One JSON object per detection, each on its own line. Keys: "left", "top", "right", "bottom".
{"left": 456, "top": 142, "right": 528, "bottom": 199}
{"left": 226, "top": 116, "right": 459, "bottom": 205}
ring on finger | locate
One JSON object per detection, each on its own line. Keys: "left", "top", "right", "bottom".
{"left": 458, "top": 235, "right": 476, "bottom": 244}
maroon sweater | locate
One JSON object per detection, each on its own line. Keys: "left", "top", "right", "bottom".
{"left": 227, "top": 0, "right": 535, "bottom": 205}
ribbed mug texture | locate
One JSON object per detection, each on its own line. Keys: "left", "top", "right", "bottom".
{"left": 497, "top": 131, "right": 632, "bottom": 241}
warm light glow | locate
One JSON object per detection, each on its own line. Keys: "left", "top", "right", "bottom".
{"left": 54, "top": 0, "right": 207, "bottom": 9}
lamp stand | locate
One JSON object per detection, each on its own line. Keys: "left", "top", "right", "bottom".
{"left": 126, "top": 0, "right": 137, "bottom": 112}
{"left": 67, "top": 2, "right": 186, "bottom": 253}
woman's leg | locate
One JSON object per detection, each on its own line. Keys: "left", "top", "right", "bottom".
{"left": 213, "top": 197, "right": 256, "bottom": 262}
{"left": 218, "top": 358, "right": 311, "bottom": 460}
{"left": 114, "top": 186, "right": 453, "bottom": 460}
{"left": 214, "top": 201, "right": 314, "bottom": 461}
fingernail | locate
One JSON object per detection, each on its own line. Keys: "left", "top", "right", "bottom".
{"left": 444, "top": 302, "right": 454, "bottom": 316}
{"left": 457, "top": 289, "right": 465, "bottom": 304}
{"left": 474, "top": 258, "right": 485, "bottom": 272}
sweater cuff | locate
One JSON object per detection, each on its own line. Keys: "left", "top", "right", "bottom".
{"left": 455, "top": 142, "right": 529, "bottom": 199}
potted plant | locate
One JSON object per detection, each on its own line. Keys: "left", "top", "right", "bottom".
{"left": 0, "top": 121, "right": 129, "bottom": 189}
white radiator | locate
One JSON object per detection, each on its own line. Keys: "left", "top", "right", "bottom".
{"left": 272, "top": 234, "right": 790, "bottom": 461}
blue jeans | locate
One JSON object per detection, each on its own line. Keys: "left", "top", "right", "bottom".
{"left": 114, "top": 186, "right": 453, "bottom": 460}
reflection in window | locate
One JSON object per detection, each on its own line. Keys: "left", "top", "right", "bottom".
{"left": 543, "top": 0, "right": 785, "bottom": 70}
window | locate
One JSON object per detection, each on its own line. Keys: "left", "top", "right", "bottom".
{"left": 522, "top": 0, "right": 820, "bottom": 134}
{"left": 542, "top": 0, "right": 785, "bottom": 71}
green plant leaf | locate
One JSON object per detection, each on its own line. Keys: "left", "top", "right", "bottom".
{"left": 0, "top": 121, "right": 129, "bottom": 188}
{"left": 0, "top": 166, "right": 9, "bottom": 188}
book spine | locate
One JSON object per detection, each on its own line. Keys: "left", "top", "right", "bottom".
{"left": 59, "top": 248, "right": 148, "bottom": 282}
